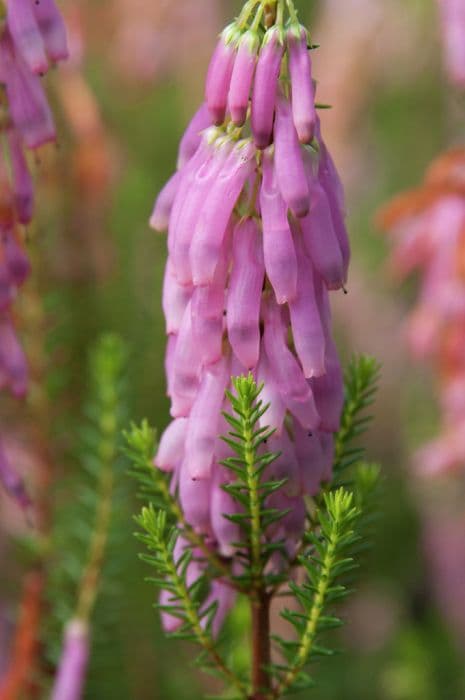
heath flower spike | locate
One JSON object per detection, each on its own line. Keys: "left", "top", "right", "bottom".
{"left": 149, "top": 0, "right": 352, "bottom": 638}
{"left": 0, "top": 0, "right": 68, "bottom": 506}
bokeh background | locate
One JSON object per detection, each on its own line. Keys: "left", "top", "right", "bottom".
{"left": 2, "top": 0, "right": 465, "bottom": 698}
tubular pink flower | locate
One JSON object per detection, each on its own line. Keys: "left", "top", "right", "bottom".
{"left": 210, "top": 465, "right": 240, "bottom": 557}
{"left": 310, "top": 337, "right": 344, "bottom": 433}
{"left": 51, "top": 620, "right": 89, "bottom": 700}
{"left": 260, "top": 150, "right": 297, "bottom": 304}
{"left": 33, "top": 0, "right": 69, "bottom": 64}
{"left": 256, "top": 351, "right": 286, "bottom": 434}
{"left": 4, "top": 49, "right": 56, "bottom": 149}
{"left": 150, "top": 171, "right": 181, "bottom": 232}
{"left": 294, "top": 423, "right": 327, "bottom": 496}
{"left": 205, "top": 25, "right": 238, "bottom": 125}
{"left": 190, "top": 140, "right": 256, "bottom": 287}
{"left": 183, "top": 356, "right": 230, "bottom": 479}
{"left": 174, "top": 138, "right": 232, "bottom": 285}
{"left": 274, "top": 95, "right": 310, "bottom": 218}
{"left": 200, "top": 580, "right": 236, "bottom": 639}
{"left": 288, "top": 25, "right": 316, "bottom": 144}
{"left": 177, "top": 103, "right": 212, "bottom": 170}
{"left": 300, "top": 181, "right": 345, "bottom": 290}
{"left": 266, "top": 430, "right": 301, "bottom": 498}
{"left": 167, "top": 127, "right": 218, "bottom": 255}
{"left": 154, "top": 418, "right": 188, "bottom": 473}
{"left": 7, "top": 131, "right": 34, "bottom": 225}
{"left": 227, "top": 217, "right": 264, "bottom": 369}
{"left": 228, "top": 29, "right": 259, "bottom": 127}
{"left": 317, "top": 131, "right": 351, "bottom": 280}
{"left": 162, "top": 260, "right": 192, "bottom": 335}
{"left": 191, "top": 238, "right": 230, "bottom": 366}
{"left": 170, "top": 300, "right": 203, "bottom": 417}
{"left": 251, "top": 26, "right": 284, "bottom": 149}
{"left": 0, "top": 437, "right": 31, "bottom": 509}
{"left": 179, "top": 460, "right": 211, "bottom": 532}
{"left": 288, "top": 233, "right": 326, "bottom": 378}
{"left": 262, "top": 295, "right": 316, "bottom": 411}
{"left": 320, "top": 432, "right": 335, "bottom": 482}
{"left": 0, "top": 317, "right": 28, "bottom": 397}
{"left": 4, "top": 230, "right": 30, "bottom": 287}
{"left": 5, "top": 0, "right": 48, "bottom": 75}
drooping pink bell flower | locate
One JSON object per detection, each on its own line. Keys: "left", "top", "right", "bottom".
{"left": 205, "top": 24, "right": 239, "bottom": 125}
{"left": 5, "top": 0, "right": 48, "bottom": 75}
{"left": 150, "top": 171, "right": 181, "bottom": 232}
{"left": 260, "top": 150, "right": 297, "bottom": 304}
{"left": 227, "top": 217, "right": 264, "bottom": 369}
{"left": 7, "top": 131, "right": 34, "bottom": 226}
{"left": 228, "top": 29, "right": 259, "bottom": 126}
{"left": 176, "top": 103, "right": 212, "bottom": 170}
{"left": 288, "top": 24, "right": 316, "bottom": 144}
{"left": 0, "top": 437, "right": 31, "bottom": 509}
{"left": 0, "top": 316, "right": 28, "bottom": 398}
{"left": 274, "top": 95, "right": 310, "bottom": 218}
{"left": 51, "top": 620, "right": 89, "bottom": 700}
{"left": 33, "top": 0, "right": 69, "bottom": 64}
{"left": 251, "top": 26, "right": 284, "bottom": 149}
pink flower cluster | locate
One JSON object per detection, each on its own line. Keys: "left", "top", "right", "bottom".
{"left": 0, "top": 0, "right": 67, "bottom": 506}
{"left": 379, "top": 149, "right": 465, "bottom": 475}
{"left": 150, "top": 11, "right": 350, "bottom": 630}
{"left": 438, "top": 0, "right": 465, "bottom": 87}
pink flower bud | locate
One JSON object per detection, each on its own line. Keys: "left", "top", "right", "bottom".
{"left": 51, "top": 620, "right": 89, "bottom": 700}
{"left": 260, "top": 150, "right": 297, "bottom": 304}
{"left": 262, "top": 296, "right": 315, "bottom": 410}
{"left": 0, "top": 317, "right": 28, "bottom": 397}
{"left": 190, "top": 140, "right": 256, "bottom": 287}
{"left": 174, "top": 138, "right": 232, "bottom": 285}
{"left": 256, "top": 351, "right": 286, "bottom": 435}
{"left": 0, "top": 437, "right": 31, "bottom": 509}
{"left": 228, "top": 29, "right": 259, "bottom": 126}
{"left": 4, "top": 46, "right": 56, "bottom": 148}
{"left": 177, "top": 103, "right": 212, "bottom": 170}
{"left": 200, "top": 580, "right": 236, "bottom": 638}
{"left": 310, "top": 337, "right": 344, "bottom": 433}
{"left": 170, "top": 301, "right": 202, "bottom": 417}
{"left": 179, "top": 460, "right": 211, "bottom": 532}
{"left": 34, "top": 0, "right": 69, "bottom": 64}
{"left": 294, "top": 422, "right": 326, "bottom": 496}
{"left": 7, "top": 131, "right": 34, "bottom": 225}
{"left": 3, "top": 230, "right": 31, "bottom": 287}
{"left": 191, "top": 236, "right": 230, "bottom": 366}
{"left": 154, "top": 418, "right": 188, "bottom": 473}
{"left": 288, "top": 25, "right": 316, "bottom": 144}
{"left": 288, "top": 233, "right": 326, "bottom": 378}
{"left": 251, "top": 27, "right": 284, "bottom": 149}
{"left": 300, "top": 180, "right": 345, "bottom": 290}
{"left": 149, "top": 171, "right": 181, "bottom": 232}
{"left": 162, "top": 259, "right": 192, "bottom": 335}
{"left": 205, "top": 25, "right": 238, "bottom": 125}
{"left": 274, "top": 95, "right": 310, "bottom": 218}
{"left": 210, "top": 465, "right": 240, "bottom": 557}
{"left": 227, "top": 217, "right": 264, "bottom": 369}
{"left": 6, "top": 0, "right": 48, "bottom": 75}
{"left": 183, "top": 356, "right": 230, "bottom": 479}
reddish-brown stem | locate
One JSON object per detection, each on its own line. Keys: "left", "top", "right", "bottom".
{"left": 250, "top": 590, "right": 271, "bottom": 700}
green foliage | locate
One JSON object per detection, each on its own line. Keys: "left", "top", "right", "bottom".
{"left": 44, "top": 334, "right": 128, "bottom": 668}
{"left": 221, "top": 375, "right": 287, "bottom": 587}
{"left": 332, "top": 355, "right": 380, "bottom": 484}
{"left": 130, "top": 360, "right": 381, "bottom": 699}
{"left": 134, "top": 506, "right": 248, "bottom": 697}
{"left": 270, "top": 489, "right": 365, "bottom": 697}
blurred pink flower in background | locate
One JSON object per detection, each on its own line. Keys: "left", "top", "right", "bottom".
{"left": 438, "top": 0, "right": 465, "bottom": 86}
{"left": 379, "top": 150, "right": 465, "bottom": 476}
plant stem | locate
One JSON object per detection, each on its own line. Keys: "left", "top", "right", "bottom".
{"left": 250, "top": 590, "right": 271, "bottom": 699}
